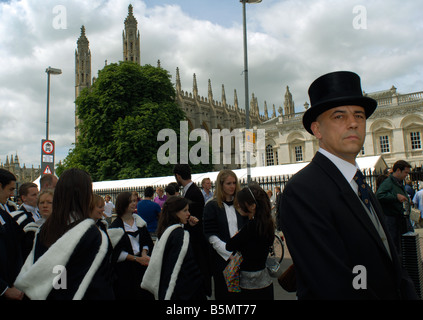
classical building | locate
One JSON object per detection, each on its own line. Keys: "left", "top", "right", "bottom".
{"left": 75, "top": 4, "right": 423, "bottom": 172}
{"left": 0, "top": 154, "right": 41, "bottom": 185}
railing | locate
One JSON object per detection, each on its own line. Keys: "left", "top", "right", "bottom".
{"left": 93, "top": 168, "right": 423, "bottom": 203}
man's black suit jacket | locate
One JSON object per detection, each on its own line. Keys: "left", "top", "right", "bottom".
{"left": 184, "top": 183, "right": 205, "bottom": 223}
{"left": 279, "top": 152, "right": 418, "bottom": 300}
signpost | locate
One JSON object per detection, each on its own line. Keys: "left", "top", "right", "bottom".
{"left": 41, "top": 139, "right": 55, "bottom": 176}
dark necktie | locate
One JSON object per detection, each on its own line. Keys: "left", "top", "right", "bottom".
{"left": 354, "top": 170, "right": 372, "bottom": 211}
{"left": 126, "top": 229, "right": 139, "bottom": 238}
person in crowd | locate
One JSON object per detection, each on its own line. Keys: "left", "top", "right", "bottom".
{"left": 0, "top": 169, "right": 24, "bottom": 300}
{"left": 165, "top": 184, "right": 176, "bottom": 196}
{"left": 174, "top": 164, "right": 205, "bottom": 223}
{"left": 266, "top": 189, "right": 276, "bottom": 218}
{"left": 376, "top": 160, "right": 413, "bottom": 254}
{"left": 137, "top": 186, "right": 161, "bottom": 237}
{"left": 36, "top": 189, "right": 54, "bottom": 223}
{"left": 227, "top": 183, "right": 275, "bottom": 300}
{"left": 168, "top": 182, "right": 180, "bottom": 196}
{"left": 413, "top": 188, "right": 423, "bottom": 227}
{"left": 141, "top": 196, "right": 206, "bottom": 300}
{"left": 405, "top": 179, "right": 415, "bottom": 200}
{"left": 21, "top": 189, "right": 54, "bottom": 258}
{"left": 39, "top": 174, "right": 58, "bottom": 191}
{"left": 10, "top": 183, "right": 40, "bottom": 231}
{"left": 90, "top": 194, "right": 108, "bottom": 229}
{"left": 132, "top": 191, "right": 140, "bottom": 214}
{"left": 173, "top": 164, "right": 211, "bottom": 296}
{"left": 153, "top": 187, "right": 167, "bottom": 208}
{"left": 279, "top": 71, "right": 417, "bottom": 299}
{"left": 110, "top": 191, "right": 154, "bottom": 300}
{"left": 203, "top": 169, "right": 247, "bottom": 300}
{"left": 274, "top": 186, "right": 282, "bottom": 231}
{"left": 104, "top": 194, "right": 115, "bottom": 225}
{"left": 14, "top": 168, "right": 115, "bottom": 300}
{"left": 201, "top": 177, "right": 213, "bottom": 204}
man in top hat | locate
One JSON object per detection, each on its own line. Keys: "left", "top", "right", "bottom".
{"left": 279, "top": 71, "right": 417, "bottom": 299}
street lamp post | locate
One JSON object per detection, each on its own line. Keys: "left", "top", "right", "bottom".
{"left": 45, "top": 66, "right": 62, "bottom": 140}
{"left": 240, "top": 0, "right": 261, "bottom": 184}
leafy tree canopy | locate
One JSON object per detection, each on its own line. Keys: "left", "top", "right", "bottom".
{"left": 58, "top": 61, "right": 212, "bottom": 181}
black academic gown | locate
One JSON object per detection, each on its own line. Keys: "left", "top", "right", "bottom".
{"left": 109, "top": 215, "right": 154, "bottom": 300}
{"left": 0, "top": 204, "right": 23, "bottom": 298}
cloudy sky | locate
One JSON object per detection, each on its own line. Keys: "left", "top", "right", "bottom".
{"left": 0, "top": 0, "right": 422, "bottom": 173}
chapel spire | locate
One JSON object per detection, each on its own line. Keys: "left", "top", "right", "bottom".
{"left": 123, "top": 4, "right": 141, "bottom": 64}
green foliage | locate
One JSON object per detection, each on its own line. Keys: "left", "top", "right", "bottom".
{"left": 61, "top": 61, "right": 212, "bottom": 181}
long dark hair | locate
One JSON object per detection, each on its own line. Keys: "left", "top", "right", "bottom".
{"left": 115, "top": 192, "right": 132, "bottom": 217}
{"left": 156, "top": 196, "right": 190, "bottom": 238}
{"left": 236, "top": 183, "right": 274, "bottom": 244}
{"left": 39, "top": 168, "right": 93, "bottom": 247}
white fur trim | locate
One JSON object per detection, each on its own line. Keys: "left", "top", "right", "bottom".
{"left": 133, "top": 213, "right": 147, "bottom": 228}
{"left": 141, "top": 224, "right": 189, "bottom": 299}
{"left": 23, "top": 221, "right": 40, "bottom": 234}
{"left": 14, "top": 219, "right": 96, "bottom": 300}
{"left": 107, "top": 228, "right": 125, "bottom": 248}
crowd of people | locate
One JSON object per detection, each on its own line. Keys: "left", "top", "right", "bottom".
{"left": 0, "top": 164, "right": 278, "bottom": 301}
{"left": 2, "top": 70, "right": 422, "bottom": 301}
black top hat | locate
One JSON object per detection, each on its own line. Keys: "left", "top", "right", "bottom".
{"left": 302, "top": 71, "right": 377, "bottom": 135}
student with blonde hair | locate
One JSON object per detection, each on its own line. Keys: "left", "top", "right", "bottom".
{"left": 203, "top": 169, "right": 247, "bottom": 300}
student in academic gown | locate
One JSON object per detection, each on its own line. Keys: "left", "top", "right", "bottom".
{"left": 0, "top": 169, "right": 24, "bottom": 300}
{"left": 203, "top": 169, "right": 247, "bottom": 300}
{"left": 110, "top": 191, "right": 154, "bottom": 300}
{"left": 14, "top": 168, "right": 116, "bottom": 300}
{"left": 141, "top": 196, "right": 207, "bottom": 300}
{"left": 226, "top": 183, "right": 275, "bottom": 300}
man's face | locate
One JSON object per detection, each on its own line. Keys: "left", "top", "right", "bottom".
{"left": 203, "top": 179, "right": 211, "bottom": 191}
{"left": 22, "top": 187, "right": 39, "bottom": 207}
{"left": 174, "top": 174, "right": 182, "bottom": 187}
{"left": 311, "top": 105, "right": 366, "bottom": 164}
{"left": 395, "top": 167, "right": 411, "bottom": 182}
{"left": 0, "top": 181, "right": 16, "bottom": 205}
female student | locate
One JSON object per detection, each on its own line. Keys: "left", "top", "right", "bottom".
{"left": 14, "top": 168, "right": 115, "bottom": 300}
{"left": 110, "top": 191, "right": 154, "bottom": 300}
{"left": 226, "top": 183, "right": 275, "bottom": 300}
{"left": 203, "top": 169, "right": 247, "bottom": 300}
{"left": 141, "top": 196, "right": 206, "bottom": 300}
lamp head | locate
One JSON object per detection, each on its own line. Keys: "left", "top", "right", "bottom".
{"left": 46, "top": 67, "right": 62, "bottom": 75}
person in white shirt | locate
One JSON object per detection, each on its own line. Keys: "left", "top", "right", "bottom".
{"left": 201, "top": 177, "right": 213, "bottom": 204}
{"left": 104, "top": 194, "right": 115, "bottom": 224}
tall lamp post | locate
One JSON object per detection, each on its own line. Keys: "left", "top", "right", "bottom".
{"left": 240, "top": 0, "right": 261, "bottom": 184}
{"left": 45, "top": 66, "right": 62, "bottom": 140}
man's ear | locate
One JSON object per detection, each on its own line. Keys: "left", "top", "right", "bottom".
{"left": 310, "top": 121, "right": 321, "bottom": 139}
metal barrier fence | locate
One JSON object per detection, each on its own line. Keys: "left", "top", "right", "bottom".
{"left": 93, "top": 168, "right": 411, "bottom": 203}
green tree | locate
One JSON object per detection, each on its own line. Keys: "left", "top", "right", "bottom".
{"left": 59, "top": 61, "right": 212, "bottom": 181}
